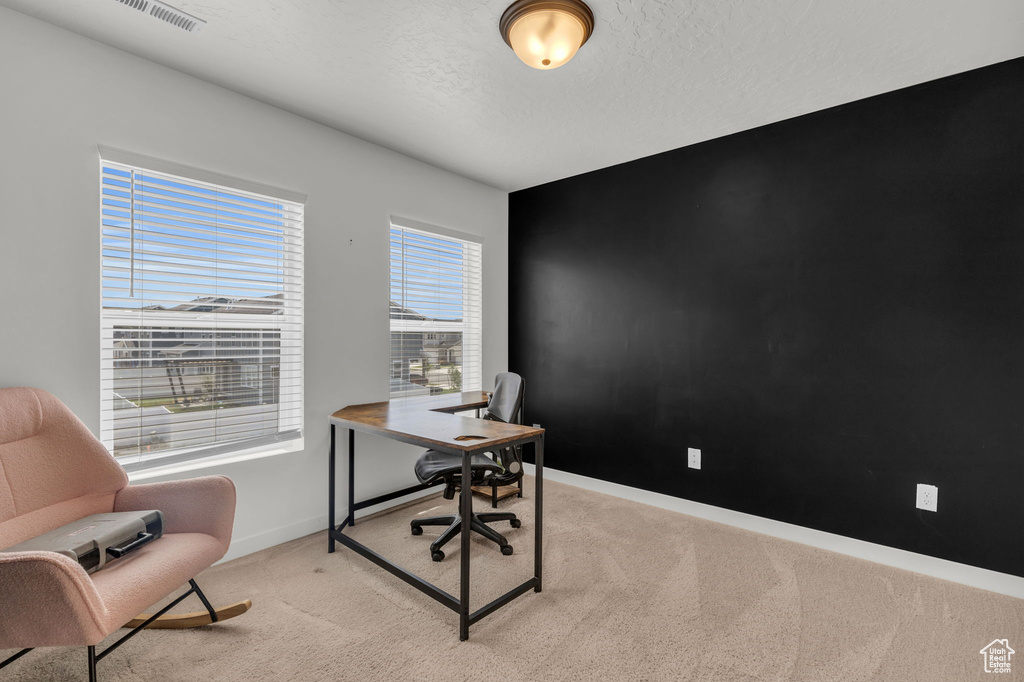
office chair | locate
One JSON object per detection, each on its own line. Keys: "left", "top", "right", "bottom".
{"left": 410, "top": 372, "right": 526, "bottom": 561}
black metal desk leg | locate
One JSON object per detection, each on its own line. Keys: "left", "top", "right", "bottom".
{"left": 535, "top": 435, "right": 544, "bottom": 592}
{"left": 348, "top": 429, "right": 356, "bottom": 527}
{"left": 459, "top": 452, "right": 472, "bottom": 640}
{"left": 328, "top": 424, "right": 336, "bottom": 553}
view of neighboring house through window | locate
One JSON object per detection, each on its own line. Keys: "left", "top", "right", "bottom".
{"left": 100, "top": 152, "right": 304, "bottom": 469}
{"left": 389, "top": 220, "right": 482, "bottom": 398}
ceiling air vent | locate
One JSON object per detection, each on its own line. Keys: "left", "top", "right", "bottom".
{"left": 113, "top": 0, "right": 207, "bottom": 33}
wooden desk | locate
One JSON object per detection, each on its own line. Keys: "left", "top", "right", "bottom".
{"left": 328, "top": 391, "right": 545, "bottom": 640}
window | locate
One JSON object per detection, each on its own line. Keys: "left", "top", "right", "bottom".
{"left": 100, "top": 150, "right": 304, "bottom": 470}
{"left": 389, "top": 219, "right": 482, "bottom": 398}
{"left": 240, "top": 364, "right": 260, "bottom": 389}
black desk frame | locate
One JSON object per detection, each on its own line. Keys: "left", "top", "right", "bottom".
{"left": 327, "top": 421, "right": 544, "bottom": 640}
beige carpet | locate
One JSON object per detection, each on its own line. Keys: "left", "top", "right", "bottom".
{"left": 4, "top": 477, "right": 1022, "bottom": 681}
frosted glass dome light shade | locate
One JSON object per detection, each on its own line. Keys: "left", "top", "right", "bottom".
{"left": 500, "top": 0, "right": 595, "bottom": 70}
{"left": 508, "top": 10, "right": 584, "bottom": 69}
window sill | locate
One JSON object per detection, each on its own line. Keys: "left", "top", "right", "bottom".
{"left": 127, "top": 438, "right": 304, "bottom": 482}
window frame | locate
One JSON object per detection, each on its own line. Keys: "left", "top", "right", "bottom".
{"left": 98, "top": 147, "right": 306, "bottom": 472}
{"left": 388, "top": 216, "right": 483, "bottom": 400}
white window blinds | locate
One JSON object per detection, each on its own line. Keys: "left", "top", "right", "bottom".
{"left": 100, "top": 157, "right": 304, "bottom": 470}
{"left": 389, "top": 220, "right": 482, "bottom": 399}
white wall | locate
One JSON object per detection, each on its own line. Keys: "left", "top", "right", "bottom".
{"left": 0, "top": 7, "right": 508, "bottom": 561}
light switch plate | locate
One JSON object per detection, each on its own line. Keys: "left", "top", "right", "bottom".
{"left": 687, "top": 448, "right": 701, "bottom": 470}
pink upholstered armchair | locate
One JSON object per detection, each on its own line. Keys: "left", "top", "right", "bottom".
{"left": 0, "top": 387, "right": 247, "bottom": 680}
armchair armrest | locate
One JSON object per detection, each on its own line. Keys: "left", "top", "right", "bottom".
{"left": 114, "top": 476, "right": 236, "bottom": 551}
{"left": 0, "top": 552, "right": 108, "bottom": 648}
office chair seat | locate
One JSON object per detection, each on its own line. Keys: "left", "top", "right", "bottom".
{"left": 414, "top": 450, "right": 502, "bottom": 486}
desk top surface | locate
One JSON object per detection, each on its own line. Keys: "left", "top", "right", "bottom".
{"left": 330, "top": 391, "right": 544, "bottom": 453}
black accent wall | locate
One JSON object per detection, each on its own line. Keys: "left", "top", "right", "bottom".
{"left": 509, "top": 58, "right": 1024, "bottom": 577}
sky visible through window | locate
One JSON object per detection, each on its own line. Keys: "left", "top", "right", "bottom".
{"left": 389, "top": 226, "right": 467, "bottom": 321}
{"left": 101, "top": 166, "right": 290, "bottom": 309}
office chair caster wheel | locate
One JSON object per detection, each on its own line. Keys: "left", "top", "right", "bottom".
{"left": 411, "top": 525, "right": 423, "bottom": 536}
{"left": 501, "top": 545, "right": 513, "bottom": 556}
{"left": 431, "top": 550, "right": 445, "bottom": 562}
{"left": 509, "top": 519, "right": 522, "bottom": 528}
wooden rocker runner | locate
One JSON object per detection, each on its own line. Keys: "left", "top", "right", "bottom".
{"left": 125, "top": 597, "right": 253, "bottom": 629}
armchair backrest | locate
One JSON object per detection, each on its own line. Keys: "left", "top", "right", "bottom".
{"left": 0, "top": 387, "right": 128, "bottom": 550}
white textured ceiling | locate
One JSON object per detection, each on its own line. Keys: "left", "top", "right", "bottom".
{"left": 4, "top": 0, "right": 1023, "bottom": 190}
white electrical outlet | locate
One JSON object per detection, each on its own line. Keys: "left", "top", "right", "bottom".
{"left": 916, "top": 483, "right": 938, "bottom": 512}
{"left": 687, "top": 447, "right": 701, "bottom": 470}
{"left": 533, "top": 423, "right": 541, "bottom": 428}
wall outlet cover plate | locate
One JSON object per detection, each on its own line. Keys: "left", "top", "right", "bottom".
{"left": 916, "top": 483, "right": 938, "bottom": 512}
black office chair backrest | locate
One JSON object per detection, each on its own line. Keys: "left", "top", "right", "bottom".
{"left": 482, "top": 372, "right": 525, "bottom": 481}
{"left": 485, "top": 372, "right": 524, "bottom": 425}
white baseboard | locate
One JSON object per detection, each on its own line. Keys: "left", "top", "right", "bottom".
{"left": 219, "top": 484, "right": 442, "bottom": 564}
{"left": 525, "top": 464, "right": 1024, "bottom": 599}
{"left": 220, "top": 515, "right": 326, "bottom": 563}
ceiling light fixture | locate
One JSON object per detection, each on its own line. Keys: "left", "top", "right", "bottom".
{"left": 499, "top": 0, "right": 595, "bottom": 70}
